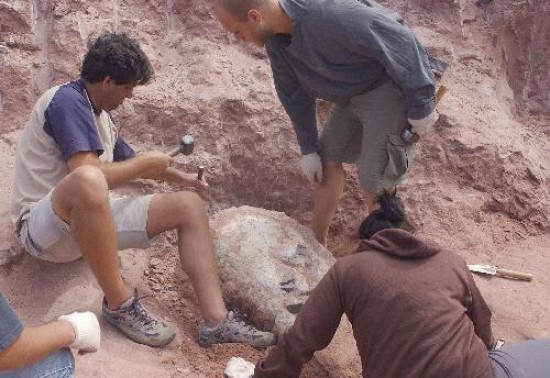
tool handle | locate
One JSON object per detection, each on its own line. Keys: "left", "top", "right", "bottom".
{"left": 495, "top": 268, "right": 533, "bottom": 281}
{"left": 168, "top": 147, "right": 181, "bottom": 157}
{"left": 197, "top": 166, "right": 204, "bottom": 181}
{"left": 435, "top": 85, "right": 448, "bottom": 104}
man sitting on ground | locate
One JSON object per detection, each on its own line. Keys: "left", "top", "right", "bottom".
{"left": 10, "top": 32, "right": 275, "bottom": 349}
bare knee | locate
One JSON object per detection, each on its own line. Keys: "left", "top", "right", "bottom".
{"left": 172, "top": 192, "right": 208, "bottom": 228}
{"left": 54, "top": 166, "right": 109, "bottom": 210}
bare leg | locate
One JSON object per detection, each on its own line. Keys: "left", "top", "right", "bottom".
{"left": 51, "top": 166, "right": 131, "bottom": 310}
{"left": 146, "top": 192, "right": 227, "bottom": 326}
{"left": 312, "top": 162, "right": 345, "bottom": 246}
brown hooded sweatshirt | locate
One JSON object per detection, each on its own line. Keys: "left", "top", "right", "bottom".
{"left": 255, "top": 229, "right": 494, "bottom": 378}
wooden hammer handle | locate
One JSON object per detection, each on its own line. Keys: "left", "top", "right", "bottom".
{"left": 435, "top": 85, "right": 448, "bottom": 104}
{"left": 168, "top": 147, "right": 181, "bottom": 157}
{"left": 495, "top": 268, "right": 533, "bottom": 281}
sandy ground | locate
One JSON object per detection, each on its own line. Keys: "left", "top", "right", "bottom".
{"left": 0, "top": 0, "right": 549, "bottom": 376}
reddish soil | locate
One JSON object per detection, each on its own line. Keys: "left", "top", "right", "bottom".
{"left": 0, "top": 0, "right": 549, "bottom": 376}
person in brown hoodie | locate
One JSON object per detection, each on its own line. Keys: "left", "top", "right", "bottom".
{"left": 254, "top": 192, "right": 550, "bottom": 378}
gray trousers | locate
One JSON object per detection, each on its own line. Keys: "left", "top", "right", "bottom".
{"left": 489, "top": 339, "right": 550, "bottom": 378}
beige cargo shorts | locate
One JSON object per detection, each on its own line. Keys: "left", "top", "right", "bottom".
{"left": 19, "top": 192, "right": 155, "bottom": 263}
{"left": 319, "top": 79, "right": 415, "bottom": 192}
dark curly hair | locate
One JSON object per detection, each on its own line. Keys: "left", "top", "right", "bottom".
{"left": 81, "top": 33, "right": 153, "bottom": 85}
{"left": 358, "top": 190, "right": 413, "bottom": 240}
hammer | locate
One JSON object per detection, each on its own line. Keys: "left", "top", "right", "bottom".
{"left": 168, "top": 135, "right": 194, "bottom": 157}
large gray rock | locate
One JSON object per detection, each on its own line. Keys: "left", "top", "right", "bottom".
{"left": 212, "top": 206, "right": 334, "bottom": 334}
{"left": 212, "top": 206, "right": 361, "bottom": 377}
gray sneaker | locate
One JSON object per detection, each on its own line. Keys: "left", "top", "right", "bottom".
{"left": 102, "top": 289, "right": 176, "bottom": 347}
{"left": 198, "top": 309, "right": 277, "bottom": 349}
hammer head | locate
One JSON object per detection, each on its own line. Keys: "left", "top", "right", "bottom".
{"left": 181, "top": 134, "right": 194, "bottom": 155}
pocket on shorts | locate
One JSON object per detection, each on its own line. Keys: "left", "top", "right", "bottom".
{"left": 384, "top": 133, "right": 416, "bottom": 181}
{"left": 19, "top": 220, "right": 44, "bottom": 258}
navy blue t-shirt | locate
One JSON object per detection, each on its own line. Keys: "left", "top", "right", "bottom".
{"left": 43, "top": 79, "right": 135, "bottom": 162}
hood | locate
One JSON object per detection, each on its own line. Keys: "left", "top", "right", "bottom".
{"left": 356, "top": 229, "right": 440, "bottom": 259}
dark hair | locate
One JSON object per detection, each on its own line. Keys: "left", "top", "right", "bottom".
{"left": 358, "top": 190, "right": 413, "bottom": 240}
{"left": 217, "top": 0, "right": 266, "bottom": 21}
{"left": 81, "top": 33, "right": 153, "bottom": 85}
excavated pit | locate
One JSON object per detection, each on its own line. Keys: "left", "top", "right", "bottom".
{"left": 0, "top": 0, "right": 549, "bottom": 376}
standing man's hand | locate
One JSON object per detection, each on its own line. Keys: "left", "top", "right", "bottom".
{"left": 300, "top": 153, "right": 323, "bottom": 184}
{"left": 58, "top": 311, "right": 101, "bottom": 353}
{"left": 407, "top": 110, "right": 439, "bottom": 136}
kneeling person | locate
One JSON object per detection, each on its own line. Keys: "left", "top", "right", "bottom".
{"left": 254, "top": 192, "right": 550, "bottom": 377}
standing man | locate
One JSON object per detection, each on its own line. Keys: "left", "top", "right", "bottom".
{"left": 215, "top": 0, "right": 438, "bottom": 245}
{"left": 11, "top": 33, "right": 275, "bottom": 349}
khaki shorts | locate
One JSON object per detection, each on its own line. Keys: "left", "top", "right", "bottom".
{"left": 319, "top": 80, "right": 416, "bottom": 192}
{"left": 19, "top": 192, "right": 155, "bottom": 263}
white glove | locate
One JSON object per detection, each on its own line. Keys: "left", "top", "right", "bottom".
{"left": 407, "top": 109, "right": 439, "bottom": 136}
{"left": 299, "top": 153, "right": 323, "bottom": 184}
{"left": 59, "top": 311, "right": 100, "bottom": 352}
{"left": 224, "top": 357, "right": 255, "bottom": 378}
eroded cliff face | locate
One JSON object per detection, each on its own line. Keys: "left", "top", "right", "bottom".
{"left": 0, "top": 0, "right": 549, "bottom": 377}
{"left": 488, "top": 0, "right": 550, "bottom": 117}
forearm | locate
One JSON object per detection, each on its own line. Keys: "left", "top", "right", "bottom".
{"left": 267, "top": 42, "right": 318, "bottom": 155}
{"left": 99, "top": 156, "right": 149, "bottom": 188}
{"left": 277, "top": 90, "right": 318, "bottom": 155}
{"left": 288, "top": 106, "right": 319, "bottom": 155}
{"left": 365, "top": 16, "right": 435, "bottom": 119}
{"left": 0, "top": 321, "right": 75, "bottom": 371}
{"left": 255, "top": 268, "right": 343, "bottom": 377}
{"left": 142, "top": 166, "right": 180, "bottom": 182}
{"left": 467, "top": 273, "right": 494, "bottom": 349}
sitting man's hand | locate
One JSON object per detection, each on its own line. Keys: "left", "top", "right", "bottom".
{"left": 59, "top": 311, "right": 101, "bottom": 353}
{"left": 299, "top": 152, "right": 323, "bottom": 184}
{"left": 178, "top": 172, "right": 209, "bottom": 192}
{"left": 140, "top": 151, "right": 173, "bottom": 178}
{"left": 407, "top": 109, "right": 439, "bottom": 136}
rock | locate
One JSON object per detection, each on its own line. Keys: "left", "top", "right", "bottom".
{"left": 212, "top": 206, "right": 362, "bottom": 376}
{"left": 212, "top": 206, "right": 335, "bottom": 334}
{"left": 0, "top": 218, "right": 22, "bottom": 266}
{"left": 224, "top": 357, "right": 255, "bottom": 378}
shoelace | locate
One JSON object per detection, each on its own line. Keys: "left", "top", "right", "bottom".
{"left": 230, "top": 309, "right": 247, "bottom": 323}
{"left": 229, "top": 309, "right": 261, "bottom": 334}
{"left": 129, "top": 300, "right": 156, "bottom": 327}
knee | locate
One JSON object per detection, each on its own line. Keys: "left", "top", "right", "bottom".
{"left": 66, "top": 166, "right": 108, "bottom": 206}
{"left": 172, "top": 192, "right": 207, "bottom": 227}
